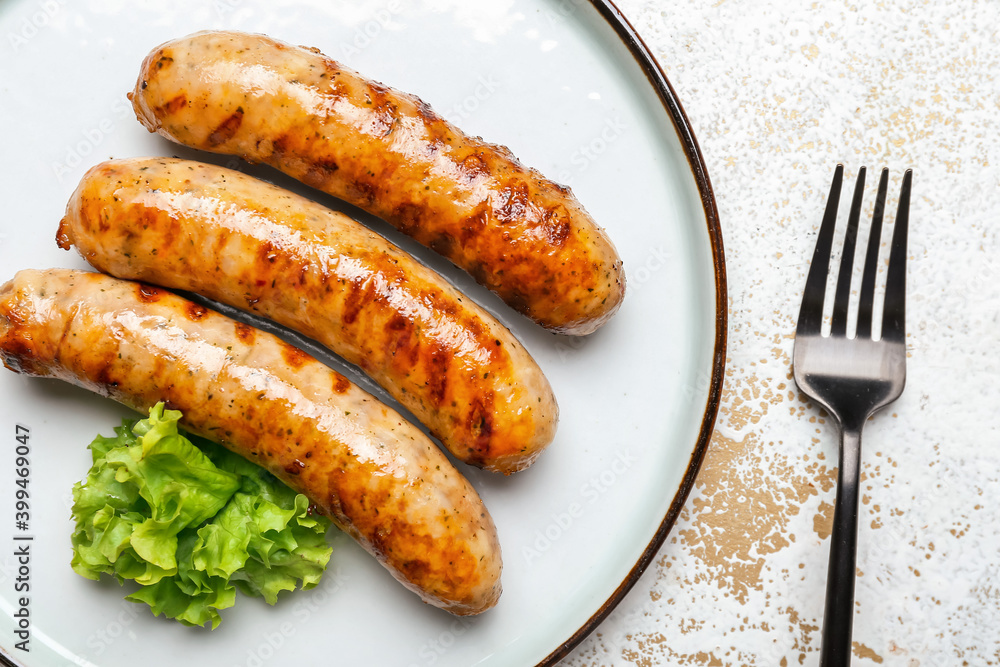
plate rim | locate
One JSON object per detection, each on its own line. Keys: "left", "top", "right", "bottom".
{"left": 536, "top": 2, "right": 727, "bottom": 664}
{"left": 0, "top": 3, "right": 727, "bottom": 665}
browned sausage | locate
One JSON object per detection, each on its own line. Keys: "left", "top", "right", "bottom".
{"left": 58, "top": 157, "right": 558, "bottom": 474}
{"left": 129, "top": 30, "right": 626, "bottom": 335}
{"left": 0, "top": 268, "right": 501, "bottom": 615}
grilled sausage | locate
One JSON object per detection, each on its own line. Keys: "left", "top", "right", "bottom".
{"left": 0, "top": 269, "right": 501, "bottom": 615}
{"left": 58, "top": 157, "right": 558, "bottom": 474}
{"left": 129, "top": 29, "right": 626, "bottom": 335}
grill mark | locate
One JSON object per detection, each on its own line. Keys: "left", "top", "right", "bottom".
{"left": 387, "top": 314, "right": 409, "bottom": 331}
{"left": 459, "top": 206, "right": 489, "bottom": 245}
{"left": 254, "top": 241, "right": 279, "bottom": 283}
{"left": 185, "top": 302, "right": 208, "bottom": 320}
{"left": 429, "top": 233, "right": 455, "bottom": 256}
{"left": 414, "top": 97, "right": 443, "bottom": 126}
{"left": 426, "top": 137, "right": 446, "bottom": 157}
{"left": 207, "top": 107, "right": 244, "bottom": 146}
{"left": 211, "top": 227, "right": 230, "bottom": 265}
{"left": 271, "top": 133, "right": 291, "bottom": 159}
{"left": 164, "top": 94, "right": 187, "bottom": 114}
{"left": 466, "top": 393, "right": 496, "bottom": 458}
{"left": 0, "top": 336, "right": 34, "bottom": 374}
{"left": 281, "top": 343, "right": 311, "bottom": 369}
{"left": 492, "top": 182, "right": 530, "bottom": 225}
{"left": 369, "top": 105, "right": 397, "bottom": 137}
{"left": 136, "top": 284, "right": 164, "bottom": 303}
{"left": 426, "top": 345, "right": 449, "bottom": 407}
{"left": 322, "top": 57, "right": 341, "bottom": 77}
{"left": 392, "top": 202, "right": 423, "bottom": 235}
{"left": 94, "top": 348, "right": 122, "bottom": 394}
{"left": 0, "top": 301, "right": 39, "bottom": 374}
{"left": 504, "top": 289, "right": 530, "bottom": 316}
{"left": 386, "top": 313, "right": 419, "bottom": 370}
{"left": 352, "top": 179, "right": 377, "bottom": 206}
{"left": 342, "top": 276, "right": 374, "bottom": 326}
{"left": 302, "top": 157, "right": 339, "bottom": 189}
{"left": 367, "top": 81, "right": 390, "bottom": 105}
{"left": 149, "top": 351, "right": 169, "bottom": 404}
{"left": 234, "top": 322, "right": 256, "bottom": 344}
{"left": 456, "top": 310, "right": 488, "bottom": 351}
{"left": 542, "top": 209, "right": 571, "bottom": 247}
{"left": 459, "top": 153, "right": 489, "bottom": 181}
{"left": 94, "top": 206, "right": 111, "bottom": 234}
{"left": 332, "top": 373, "right": 351, "bottom": 394}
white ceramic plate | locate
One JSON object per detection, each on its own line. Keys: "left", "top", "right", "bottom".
{"left": 0, "top": 1, "right": 725, "bottom": 665}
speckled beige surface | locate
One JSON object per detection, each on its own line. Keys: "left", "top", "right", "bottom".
{"left": 564, "top": 1, "right": 1000, "bottom": 665}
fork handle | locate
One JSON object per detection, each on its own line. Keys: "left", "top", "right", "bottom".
{"left": 820, "top": 426, "right": 863, "bottom": 667}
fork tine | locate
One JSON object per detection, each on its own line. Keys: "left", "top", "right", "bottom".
{"left": 882, "top": 169, "right": 912, "bottom": 342}
{"left": 830, "top": 167, "right": 866, "bottom": 337}
{"left": 855, "top": 169, "right": 889, "bottom": 339}
{"left": 797, "top": 164, "right": 844, "bottom": 335}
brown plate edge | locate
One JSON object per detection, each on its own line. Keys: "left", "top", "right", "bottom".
{"left": 536, "top": 2, "right": 728, "bottom": 665}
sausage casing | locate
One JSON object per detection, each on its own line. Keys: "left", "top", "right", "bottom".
{"left": 129, "top": 30, "right": 626, "bottom": 335}
{"left": 0, "top": 269, "right": 501, "bottom": 615}
{"left": 58, "top": 157, "right": 558, "bottom": 474}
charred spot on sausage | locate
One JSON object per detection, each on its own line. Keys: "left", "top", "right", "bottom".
{"left": 185, "top": 302, "right": 208, "bottom": 320}
{"left": 233, "top": 322, "right": 256, "bottom": 344}
{"left": 492, "top": 182, "right": 530, "bottom": 225}
{"left": 136, "top": 283, "right": 164, "bottom": 303}
{"left": 207, "top": 107, "right": 244, "bottom": 146}
{"left": 164, "top": 94, "right": 188, "bottom": 115}
{"left": 332, "top": 372, "right": 351, "bottom": 394}
{"left": 281, "top": 342, "right": 312, "bottom": 369}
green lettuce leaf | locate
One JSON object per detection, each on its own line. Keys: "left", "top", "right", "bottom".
{"left": 70, "top": 403, "right": 335, "bottom": 628}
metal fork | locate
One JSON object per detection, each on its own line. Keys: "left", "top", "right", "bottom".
{"left": 793, "top": 165, "right": 912, "bottom": 666}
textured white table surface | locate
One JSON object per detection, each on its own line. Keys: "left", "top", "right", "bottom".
{"left": 564, "top": 1, "right": 1000, "bottom": 665}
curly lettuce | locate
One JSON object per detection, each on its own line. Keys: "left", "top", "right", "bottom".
{"left": 70, "top": 403, "right": 334, "bottom": 629}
